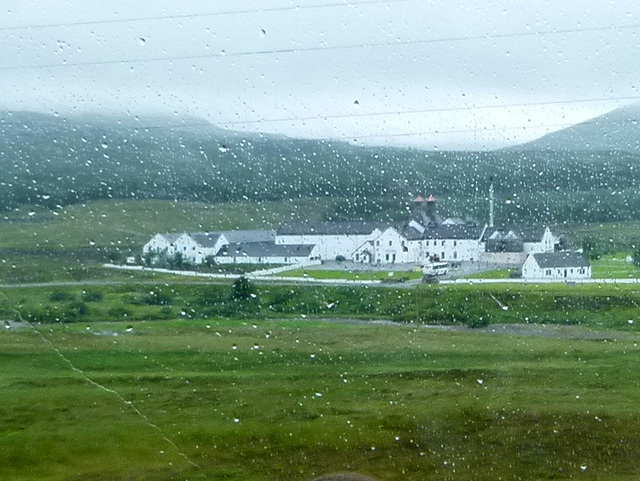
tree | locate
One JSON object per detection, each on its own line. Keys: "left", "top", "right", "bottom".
{"left": 633, "top": 246, "right": 640, "bottom": 268}
{"left": 232, "top": 276, "right": 255, "bottom": 301}
{"left": 581, "top": 237, "right": 601, "bottom": 261}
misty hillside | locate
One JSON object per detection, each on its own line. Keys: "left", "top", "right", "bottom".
{"left": 0, "top": 110, "right": 486, "bottom": 213}
{"left": 511, "top": 104, "right": 640, "bottom": 153}
{"left": 1, "top": 110, "right": 640, "bottom": 224}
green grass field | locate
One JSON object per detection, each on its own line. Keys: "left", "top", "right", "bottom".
{"left": 465, "top": 268, "right": 514, "bottom": 279}
{"left": 591, "top": 255, "right": 640, "bottom": 279}
{"left": 277, "top": 268, "right": 423, "bottom": 282}
{"left": 4, "top": 200, "right": 640, "bottom": 479}
{"left": 2, "top": 318, "right": 640, "bottom": 481}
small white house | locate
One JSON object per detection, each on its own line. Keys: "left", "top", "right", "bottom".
{"left": 522, "top": 252, "right": 591, "bottom": 280}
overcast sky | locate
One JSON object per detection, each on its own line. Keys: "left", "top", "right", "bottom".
{"left": 2, "top": 0, "right": 640, "bottom": 149}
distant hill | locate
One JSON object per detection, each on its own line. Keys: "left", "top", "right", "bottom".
{"left": 3, "top": 109, "right": 640, "bottom": 225}
{"left": 0, "top": 110, "right": 438, "bottom": 218}
{"left": 510, "top": 104, "right": 640, "bottom": 153}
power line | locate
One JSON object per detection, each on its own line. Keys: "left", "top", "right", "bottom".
{"left": 2, "top": 95, "right": 637, "bottom": 136}
{"left": 349, "top": 122, "right": 577, "bottom": 139}
{"left": 2, "top": 21, "right": 639, "bottom": 72}
{"left": 224, "top": 95, "right": 640, "bottom": 125}
{"left": 0, "top": 0, "right": 413, "bottom": 32}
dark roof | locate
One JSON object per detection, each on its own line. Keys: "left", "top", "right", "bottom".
{"left": 223, "top": 230, "right": 275, "bottom": 244}
{"left": 393, "top": 224, "right": 484, "bottom": 241}
{"left": 158, "top": 233, "right": 181, "bottom": 243}
{"left": 216, "top": 242, "right": 315, "bottom": 258}
{"left": 189, "top": 230, "right": 275, "bottom": 248}
{"left": 419, "top": 225, "right": 484, "bottom": 240}
{"left": 190, "top": 233, "right": 223, "bottom": 248}
{"left": 277, "top": 221, "right": 384, "bottom": 236}
{"left": 531, "top": 252, "right": 590, "bottom": 268}
{"left": 483, "top": 226, "right": 548, "bottom": 243}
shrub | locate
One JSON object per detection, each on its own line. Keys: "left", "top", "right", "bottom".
{"left": 82, "top": 290, "right": 104, "bottom": 302}
{"left": 232, "top": 276, "right": 255, "bottom": 301}
{"left": 49, "top": 291, "right": 76, "bottom": 302}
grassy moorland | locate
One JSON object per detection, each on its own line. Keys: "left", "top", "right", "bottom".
{"left": 2, "top": 318, "right": 640, "bottom": 481}
{"left": 277, "top": 268, "right": 423, "bottom": 282}
{"left": 2, "top": 281, "right": 640, "bottom": 331}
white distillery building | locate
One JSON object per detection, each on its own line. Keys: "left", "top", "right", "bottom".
{"left": 522, "top": 252, "right": 591, "bottom": 280}
{"left": 142, "top": 195, "right": 560, "bottom": 266}
{"left": 276, "top": 222, "right": 383, "bottom": 261}
{"left": 353, "top": 224, "right": 485, "bottom": 264}
{"left": 143, "top": 230, "right": 275, "bottom": 264}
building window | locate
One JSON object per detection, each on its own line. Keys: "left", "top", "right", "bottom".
{"left": 355, "top": 254, "right": 360, "bottom": 261}
{"left": 441, "top": 241, "right": 445, "bottom": 246}
{"left": 376, "top": 240, "right": 380, "bottom": 246}
{"left": 441, "top": 252, "right": 445, "bottom": 259}
{"left": 453, "top": 251, "right": 457, "bottom": 259}
{"left": 392, "top": 254, "right": 396, "bottom": 262}
{"left": 454, "top": 240, "right": 457, "bottom": 247}
{"left": 389, "top": 240, "right": 392, "bottom": 246}
{"left": 545, "top": 269, "right": 551, "bottom": 276}
{"left": 385, "top": 254, "right": 389, "bottom": 261}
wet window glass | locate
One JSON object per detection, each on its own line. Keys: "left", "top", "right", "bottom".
{"left": 1, "top": 1, "right": 640, "bottom": 480}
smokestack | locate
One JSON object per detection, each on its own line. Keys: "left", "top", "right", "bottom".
{"left": 489, "top": 177, "right": 494, "bottom": 228}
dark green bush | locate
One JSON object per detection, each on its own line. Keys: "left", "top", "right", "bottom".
{"left": 82, "top": 290, "right": 104, "bottom": 302}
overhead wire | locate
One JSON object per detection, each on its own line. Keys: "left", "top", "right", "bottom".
{"left": 1, "top": 2, "right": 638, "bottom": 140}
{"left": 1, "top": 17, "right": 639, "bottom": 71}
{"left": 0, "top": 0, "right": 414, "bottom": 32}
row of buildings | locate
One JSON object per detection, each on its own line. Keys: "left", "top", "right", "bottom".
{"left": 142, "top": 195, "right": 591, "bottom": 279}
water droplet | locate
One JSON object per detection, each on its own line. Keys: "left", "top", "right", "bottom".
{"left": 138, "top": 37, "right": 146, "bottom": 46}
{"left": 220, "top": 49, "right": 226, "bottom": 56}
{"left": 218, "top": 145, "right": 228, "bottom": 153}
{"left": 233, "top": 418, "right": 240, "bottom": 423}
{"left": 315, "top": 392, "right": 322, "bottom": 397}
{"left": 628, "top": 319, "right": 634, "bottom": 324}
{"left": 101, "top": 142, "right": 108, "bottom": 149}
{"left": 232, "top": 344, "right": 238, "bottom": 350}
{"left": 126, "top": 326, "right": 133, "bottom": 333}
{"left": 253, "top": 343, "right": 260, "bottom": 350}
{"left": 477, "top": 379, "right": 483, "bottom": 385}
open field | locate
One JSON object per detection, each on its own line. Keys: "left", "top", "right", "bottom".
{"left": 2, "top": 318, "right": 640, "bottom": 481}
{"left": 277, "top": 268, "right": 423, "bottom": 282}
{"left": 591, "top": 255, "right": 640, "bottom": 279}
{"left": 2, "top": 281, "right": 640, "bottom": 331}
{"left": 464, "top": 268, "right": 514, "bottom": 280}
